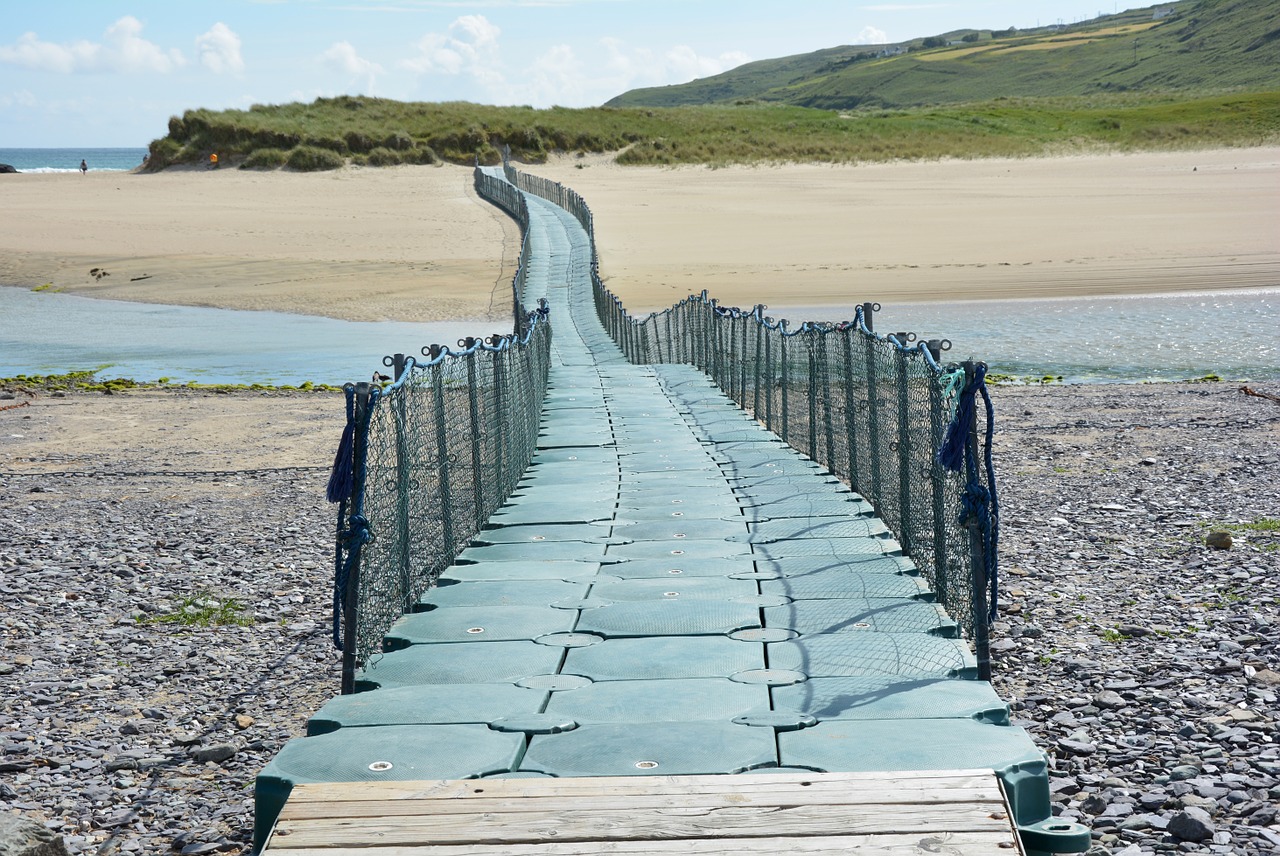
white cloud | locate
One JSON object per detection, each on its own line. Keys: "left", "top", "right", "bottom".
{"left": 401, "top": 14, "right": 501, "bottom": 77}
{"left": 398, "top": 16, "right": 748, "bottom": 107}
{"left": 0, "top": 16, "right": 185, "bottom": 74}
{"left": 857, "top": 26, "right": 890, "bottom": 44}
{"left": 599, "top": 37, "right": 748, "bottom": 95}
{"left": 196, "top": 23, "right": 244, "bottom": 74}
{"left": 320, "top": 41, "right": 385, "bottom": 92}
{"left": 0, "top": 89, "right": 39, "bottom": 108}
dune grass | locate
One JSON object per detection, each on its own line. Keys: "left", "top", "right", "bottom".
{"left": 146, "top": 90, "right": 1280, "bottom": 171}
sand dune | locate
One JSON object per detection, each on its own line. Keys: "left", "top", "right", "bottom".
{"left": 1, "top": 147, "right": 1276, "bottom": 322}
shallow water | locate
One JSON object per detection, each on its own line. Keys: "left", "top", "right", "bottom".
{"left": 0, "top": 288, "right": 493, "bottom": 386}
{"left": 1, "top": 286, "right": 1276, "bottom": 386}
{"left": 0, "top": 147, "right": 149, "bottom": 173}
{"left": 770, "top": 289, "right": 1280, "bottom": 383}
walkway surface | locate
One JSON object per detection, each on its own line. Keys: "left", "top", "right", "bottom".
{"left": 255, "top": 173, "right": 1078, "bottom": 854}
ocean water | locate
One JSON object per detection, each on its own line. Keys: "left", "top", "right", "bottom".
{"left": 0, "top": 147, "right": 149, "bottom": 173}
{"left": 0, "top": 288, "right": 490, "bottom": 387}
{"left": 774, "top": 289, "right": 1280, "bottom": 383}
{"left": 1, "top": 285, "right": 1275, "bottom": 386}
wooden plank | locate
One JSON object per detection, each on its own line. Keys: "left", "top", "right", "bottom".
{"left": 279, "top": 769, "right": 999, "bottom": 805}
{"left": 277, "top": 785, "right": 1005, "bottom": 821}
{"left": 270, "top": 801, "right": 1014, "bottom": 849}
{"left": 266, "top": 830, "right": 1019, "bottom": 855}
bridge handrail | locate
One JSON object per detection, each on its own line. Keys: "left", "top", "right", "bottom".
{"left": 324, "top": 167, "right": 551, "bottom": 689}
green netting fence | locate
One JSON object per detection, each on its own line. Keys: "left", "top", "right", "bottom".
{"left": 502, "top": 161, "right": 999, "bottom": 677}
{"left": 325, "top": 168, "right": 549, "bottom": 692}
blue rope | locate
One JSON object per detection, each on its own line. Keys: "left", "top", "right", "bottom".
{"left": 937, "top": 364, "right": 1000, "bottom": 621}
{"left": 332, "top": 514, "right": 370, "bottom": 651}
{"left": 937, "top": 370, "right": 977, "bottom": 474}
{"left": 978, "top": 374, "right": 1000, "bottom": 620}
{"left": 325, "top": 386, "right": 357, "bottom": 503}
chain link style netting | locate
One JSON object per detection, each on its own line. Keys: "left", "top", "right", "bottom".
{"left": 328, "top": 168, "right": 552, "bottom": 680}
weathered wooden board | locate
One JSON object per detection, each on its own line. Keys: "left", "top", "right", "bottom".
{"left": 263, "top": 770, "right": 1023, "bottom": 855}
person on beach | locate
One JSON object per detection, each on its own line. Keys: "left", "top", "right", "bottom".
{"left": 209, "top": 152, "right": 218, "bottom": 170}
{"left": 80, "top": 159, "right": 87, "bottom": 175}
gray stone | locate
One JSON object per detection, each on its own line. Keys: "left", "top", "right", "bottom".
{"left": 1094, "top": 690, "right": 1127, "bottom": 709}
{"left": 0, "top": 814, "right": 71, "bottom": 856}
{"left": 190, "top": 744, "right": 236, "bottom": 764}
{"left": 1168, "top": 807, "right": 1215, "bottom": 842}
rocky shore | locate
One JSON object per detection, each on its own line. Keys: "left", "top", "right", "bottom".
{"left": 1, "top": 382, "right": 1277, "bottom": 855}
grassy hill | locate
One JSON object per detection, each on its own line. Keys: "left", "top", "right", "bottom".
{"left": 605, "top": 0, "right": 1280, "bottom": 109}
{"left": 146, "top": 90, "right": 1280, "bottom": 171}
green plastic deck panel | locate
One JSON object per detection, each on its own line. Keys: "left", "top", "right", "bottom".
{"left": 253, "top": 170, "right": 1089, "bottom": 856}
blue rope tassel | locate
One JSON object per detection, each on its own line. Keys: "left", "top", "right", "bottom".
{"left": 938, "top": 364, "right": 1000, "bottom": 621}
{"left": 326, "top": 386, "right": 357, "bottom": 503}
{"left": 937, "top": 370, "right": 977, "bottom": 473}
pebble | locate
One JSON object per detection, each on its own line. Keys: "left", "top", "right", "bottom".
{"left": 1, "top": 447, "right": 337, "bottom": 854}
{"left": 993, "top": 383, "right": 1280, "bottom": 856}
{"left": 4, "top": 383, "right": 1277, "bottom": 855}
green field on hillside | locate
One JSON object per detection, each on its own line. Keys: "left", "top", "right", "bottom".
{"left": 606, "top": 0, "right": 1280, "bottom": 110}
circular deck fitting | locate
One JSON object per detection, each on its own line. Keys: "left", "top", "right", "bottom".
{"left": 550, "top": 599, "right": 612, "bottom": 610}
{"left": 731, "top": 594, "right": 792, "bottom": 607}
{"left": 367, "top": 761, "right": 394, "bottom": 772}
{"left": 635, "top": 760, "right": 660, "bottom": 770}
{"left": 729, "top": 628, "right": 798, "bottom": 643}
{"left": 488, "top": 715, "right": 579, "bottom": 735}
{"left": 516, "top": 674, "right": 592, "bottom": 691}
{"left": 733, "top": 710, "right": 818, "bottom": 731}
{"left": 534, "top": 632, "right": 604, "bottom": 649}
{"left": 729, "top": 668, "right": 807, "bottom": 686}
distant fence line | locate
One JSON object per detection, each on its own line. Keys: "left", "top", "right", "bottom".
{"left": 500, "top": 158, "right": 998, "bottom": 676}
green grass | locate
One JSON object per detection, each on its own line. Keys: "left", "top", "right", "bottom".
{"left": 608, "top": 0, "right": 1280, "bottom": 110}
{"left": 0, "top": 370, "right": 342, "bottom": 394}
{"left": 146, "top": 89, "right": 1280, "bottom": 171}
{"left": 142, "top": 590, "right": 254, "bottom": 628}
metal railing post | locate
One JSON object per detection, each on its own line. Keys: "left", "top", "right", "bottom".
{"left": 752, "top": 311, "right": 763, "bottom": 419}
{"left": 432, "top": 360, "right": 455, "bottom": 558}
{"left": 841, "top": 329, "right": 859, "bottom": 490}
{"left": 863, "top": 323, "right": 883, "bottom": 514}
{"left": 764, "top": 327, "right": 774, "bottom": 433}
{"left": 393, "top": 383, "right": 412, "bottom": 612}
{"left": 780, "top": 332, "right": 790, "bottom": 444}
{"left": 820, "top": 332, "right": 835, "bottom": 474}
{"left": 492, "top": 345, "right": 506, "bottom": 492}
{"left": 894, "top": 334, "right": 914, "bottom": 556}
{"left": 928, "top": 364, "right": 949, "bottom": 611}
{"left": 963, "top": 359, "right": 992, "bottom": 681}
{"left": 466, "top": 342, "right": 484, "bottom": 532}
{"left": 807, "top": 332, "right": 819, "bottom": 460}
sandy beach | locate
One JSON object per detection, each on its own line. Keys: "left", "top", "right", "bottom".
{"left": 1, "top": 147, "right": 1277, "bottom": 322}
{"left": 0, "top": 165, "right": 517, "bottom": 324}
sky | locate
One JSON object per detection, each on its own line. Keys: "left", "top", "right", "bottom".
{"left": 3, "top": 1, "right": 1146, "bottom": 147}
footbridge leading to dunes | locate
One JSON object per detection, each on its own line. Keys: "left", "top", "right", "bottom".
{"left": 252, "top": 164, "right": 1091, "bottom": 855}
